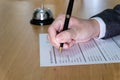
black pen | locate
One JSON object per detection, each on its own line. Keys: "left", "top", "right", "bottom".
{"left": 59, "top": 0, "right": 74, "bottom": 53}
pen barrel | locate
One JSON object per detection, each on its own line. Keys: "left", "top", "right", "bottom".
{"left": 66, "top": 0, "right": 74, "bottom": 15}
{"left": 62, "top": 17, "right": 70, "bottom": 31}
{"left": 60, "top": 0, "right": 74, "bottom": 49}
{"left": 62, "top": 0, "right": 74, "bottom": 31}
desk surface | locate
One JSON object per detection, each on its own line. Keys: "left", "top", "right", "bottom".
{"left": 0, "top": 0, "right": 120, "bottom": 80}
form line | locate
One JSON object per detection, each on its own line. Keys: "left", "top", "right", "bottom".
{"left": 78, "top": 44, "right": 87, "bottom": 62}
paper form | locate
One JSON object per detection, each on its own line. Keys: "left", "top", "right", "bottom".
{"left": 39, "top": 34, "right": 120, "bottom": 66}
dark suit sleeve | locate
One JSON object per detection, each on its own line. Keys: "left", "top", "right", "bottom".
{"left": 92, "top": 4, "right": 120, "bottom": 39}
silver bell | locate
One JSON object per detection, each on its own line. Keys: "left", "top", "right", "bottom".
{"left": 30, "top": 8, "right": 54, "bottom": 26}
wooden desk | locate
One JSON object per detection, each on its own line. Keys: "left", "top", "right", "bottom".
{"left": 0, "top": 0, "right": 120, "bottom": 80}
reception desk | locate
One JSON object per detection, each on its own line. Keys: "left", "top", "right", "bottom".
{"left": 0, "top": 0, "right": 120, "bottom": 80}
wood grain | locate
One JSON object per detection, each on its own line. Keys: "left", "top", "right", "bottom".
{"left": 0, "top": 0, "right": 120, "bottom": 80}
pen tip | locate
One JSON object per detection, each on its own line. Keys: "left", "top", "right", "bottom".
{"left": 59, "top": 47, "right": 62, "bottom": 53}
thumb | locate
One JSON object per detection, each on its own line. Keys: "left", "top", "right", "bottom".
{"left": 56, "top": 30, "right": 72, "bottom": 43}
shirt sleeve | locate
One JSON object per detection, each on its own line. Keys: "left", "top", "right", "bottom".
{"left": 91, "top": 17, "right": 106, "bottom": 39}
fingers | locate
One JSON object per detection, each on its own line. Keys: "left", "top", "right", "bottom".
{"left": 56, "top": 29, "right": 76, "bottom": 43}
{"left": 48, "top": 27, "right": 76, "bottom": 49}
{"left": 48, "top": 15, "right": 80, "bottom": 49}
{"left": 55, "top": 29, "right": 76, "bottom": 49}
{"left": 63, "top": 40, "right": 75, "bottom": 49}
{"left": 48, "top": 15, "right": 65, "bottom": 48}
{"left": 48, "top": 26, "right": 59, "bottom": 48}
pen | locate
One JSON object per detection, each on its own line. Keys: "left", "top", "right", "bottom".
{"left": 59, "top": 0, "right": 74, "bottom": 53}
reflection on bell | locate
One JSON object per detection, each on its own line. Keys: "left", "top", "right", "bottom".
{"left": 30, "top": 8, "right": 54, "bottom": 26}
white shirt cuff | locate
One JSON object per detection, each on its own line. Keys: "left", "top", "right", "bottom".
{"left": 91, "top": 17, "right": 106, "bottom": 39}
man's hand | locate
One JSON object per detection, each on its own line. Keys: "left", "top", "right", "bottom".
{"left": 48, "top": 14, "right": 100, "bottom": 49}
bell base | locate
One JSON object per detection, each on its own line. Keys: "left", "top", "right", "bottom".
{"left": 30, "top": 18, "right": 54, "bottom": 26}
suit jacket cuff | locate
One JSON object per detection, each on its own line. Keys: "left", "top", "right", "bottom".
{"left": 91, "top": 4, "right": 120, "bottom": 39}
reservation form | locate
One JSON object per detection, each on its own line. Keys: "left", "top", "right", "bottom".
{"left": 39, "top": 34, "right": 120, "bottom": 66}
